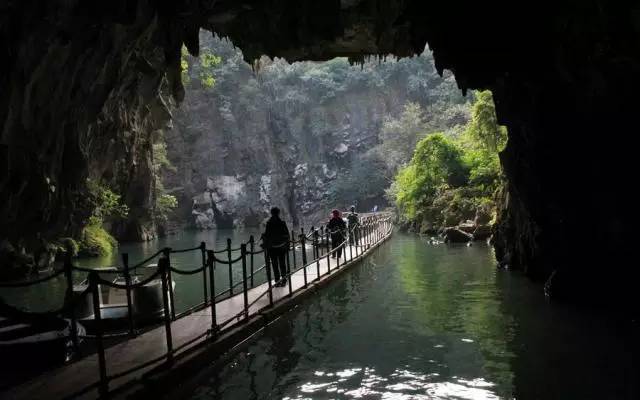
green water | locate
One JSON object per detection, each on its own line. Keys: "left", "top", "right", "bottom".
{"left": 0, "top": 229, "right": 265, "bottom": 314}
{"left": 171, "top": 232, "right": 637, "bottom": 400}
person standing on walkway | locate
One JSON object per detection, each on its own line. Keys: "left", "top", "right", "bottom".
{"left": 327, "top": 209, "right": 346, "bottom": 259}
{"left": 346, "top": 205, "right": 360, "bottom": 246}
{"left": 262, "top": 207, "right": 290, "bottom": 287}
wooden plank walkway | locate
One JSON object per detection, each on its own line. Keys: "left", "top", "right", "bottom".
{"left": 3, "top": 222, "right": 392, "bottom": 400}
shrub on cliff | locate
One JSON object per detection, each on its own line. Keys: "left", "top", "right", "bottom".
{"left": 79, "top": 224, "right": 117, "bottom": 257}
{"left": 392, "top": 91, "right": 507, "bottom": 231}
{"left": 393, "top": 133, "right": 468, "bottom": 221}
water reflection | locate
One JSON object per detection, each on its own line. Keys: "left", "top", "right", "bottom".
{"left": 290, "top": 366, "right": 500, "bottom": 399}
{"left": 180, "top": 232, "right": 639, "bottom": 400}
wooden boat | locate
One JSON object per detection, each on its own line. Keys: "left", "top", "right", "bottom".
{"left": 72, "top": 268, "right": 175, "bottom": 334}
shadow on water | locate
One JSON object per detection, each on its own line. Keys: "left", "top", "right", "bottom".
{"left": 170, "top": 232, "right": 638, "bottom": 400}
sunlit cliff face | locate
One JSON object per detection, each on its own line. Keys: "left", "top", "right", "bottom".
{"left": 2, "top": 1, "right": 639, "bottom": 307}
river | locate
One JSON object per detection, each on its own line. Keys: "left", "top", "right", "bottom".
{"left": 0, "top": 228, "right": 264, "bottom": 314}
{"left": 170, "top": 231, "right": 636, "bottom": 400}
{"left": 1, "top": 231, "right": 637, "bottom": 399}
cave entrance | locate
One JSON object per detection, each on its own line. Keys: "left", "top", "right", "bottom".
{"left": 163, "top": 30, "right": 502, "bottom": 239}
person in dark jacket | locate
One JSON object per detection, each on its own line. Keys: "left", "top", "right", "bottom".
{"left": 327, "top": 209, "right": 346, "bottom": 259}
{"left": 262, "top": 207, "right": 290, "bottom": 287}
{"left": 346, "top": 205, "right": 360, "bottom": 246}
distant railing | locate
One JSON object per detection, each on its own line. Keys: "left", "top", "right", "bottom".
{"left": 0, "top": 212, "right": 393, "bottom": 398}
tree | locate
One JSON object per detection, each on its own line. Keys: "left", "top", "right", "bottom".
{"left": 181, "top": 46, "right": 221, "bottom": 89}
{"left": 465, "top": 90, "right": 507, "bottom": 153}
{"left": 460, "top": 90, "right": 508, "bottom": 195}
{"left": 379, "top": 102, "right": 429, "bottom": 173}
{"left": 393, "top": 133, "right": 468, "bottom": 220}
{"left": 392, "top": 90, "right": 508, "bottom": 228}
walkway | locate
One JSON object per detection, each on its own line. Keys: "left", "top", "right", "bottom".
{"left": 2, "top": 214, "right": 393, "bottom": 399}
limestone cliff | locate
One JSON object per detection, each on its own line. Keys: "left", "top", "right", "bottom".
{"left": 162, "top": 34, "right": 466, "bottom": 229}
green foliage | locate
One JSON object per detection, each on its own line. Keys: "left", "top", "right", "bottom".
{"left": 155, "top": 194, "right": 178, "bottom": 223}
{"left": 79, "top": 224, "right": 117, "bottom": 257}
{"left": 379, "top": 102, "right": 428, "bottom": 173}
{"left": 459, "top": 90, "right": 507, "bottom": 195}
{"left": 392, "top": 91, "right": 507, "bottom": 228}
{"left": 181, "top": 46, "right": 191, "bottom": 86}
{"left": 465, "top": 91, "right": 507, "bottom": 153}
{"left": 393, "top": 134, "right": 468, "bottom": 220}
{"left": 200, "top": 52, "right": 221, "bottom": 69}
{"left": 151, "top": 130, "right": 179, "bottom": 224}
{"left": 152, "top": 132, "right": 176, "bottom": 173}
{"left": 181, "top": 59, "right": 191, "bottom": 86}
{"left": 330, "top": 152, "right": 389, "bottom": 205}
{"left": 86, "top": 179, "right": 129, "bottom": 226}
{"left": 181, "top": 46, "right": 221, "bottom": 89}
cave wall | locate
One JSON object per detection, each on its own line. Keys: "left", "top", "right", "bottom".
{"left": 0, "top": 0, "right": 189, "bottom": 243}
{"left": 2, "top": 0, "right": 639, "bottom": 305}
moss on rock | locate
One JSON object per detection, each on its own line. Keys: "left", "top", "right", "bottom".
{"left": 79, "top": 225, "right": 117, "bottom": 257}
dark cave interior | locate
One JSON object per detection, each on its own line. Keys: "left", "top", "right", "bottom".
{"left": 1, "top": 0, "right": 639, "bottom": 309}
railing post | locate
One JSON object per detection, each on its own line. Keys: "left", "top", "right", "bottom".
{"left": 63, "top": 248, "right": 80, "bottom": 356}
{"left": 263, "top": 247, "right": 274, "bottom": 306}
{"left": 311, "top": 226, "right": 317, "bottom": 260}
{"left": 207, "top": 250, "right": 217, "bottom": 335}
{"left": 342, "top": 235, "right": 347, "bottom": 264}
{"left": 290, "top": 229, "right": 297, "bottom": 273}
{"left": 355, "top": 226, "right": 359, "bottom": 258}
{"left": 227, "top": 239, "right": 233, "bottom": 295}
{"left": 300, "top": 227, "right": 307, "bottom": 265}
{"left": 349, "top": 229, "right": 354, "bottom": 261}
{"left": 326, "top": 230, "right": 331, "bottom": 275}
{"left": 241, "top": 244, "right": 249, "bottom": 321}
{"left": 162, "top": 248, "right": 176, "bottom": 320}
{"left": 89, "top": 271, "right": 108, "bottom": 396}
{"left": 285, "top": 246, "right": 293, "bottom": 296}
{"left": 159, "top": 257, "right": 174, "bottom": 364}
{"left": 249, "top": 236, "right": 255, "bottom": 288}
{"left": 200, "top": 242, "right": 208, "bottom": 306}
{"left": 300, "top": 234, "right": 308, "bottom": 288}
{"left": 314, "top": 229, "right": 320, "bottom": 281}
{"left": 122, "top": 253, "right": 136, "bottom": 338}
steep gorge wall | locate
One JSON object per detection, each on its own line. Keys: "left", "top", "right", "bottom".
{"left": 163, "top": 34, "right": 466, "bottom": 229}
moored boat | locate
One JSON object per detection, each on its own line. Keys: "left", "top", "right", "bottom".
{"left": 71, "top": 270, "right": 175, "bottom": 334}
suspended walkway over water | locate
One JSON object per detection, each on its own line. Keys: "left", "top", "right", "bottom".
{"left": 0, "top": 212, "right": 393, "bottom": 399}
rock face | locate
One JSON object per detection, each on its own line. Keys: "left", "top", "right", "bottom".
{"left": 1, "top": 1, "right": 639, "bottom": 308}
{"left": 163, "top": 34, "right": 464, "bottom": 228}
{"left": 0, "top": 0, "right": 185, "bottom": 245}
{"left": 443, "top": 227, "right": 473, "bottom": 243}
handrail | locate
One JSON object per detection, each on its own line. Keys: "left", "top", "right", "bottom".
{"left": 0, "top": 211, "right": 393, "bottom": 398}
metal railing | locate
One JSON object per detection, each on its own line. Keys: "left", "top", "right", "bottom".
{"left": 0, "top": 212, "right": 393, "bottom": 398}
